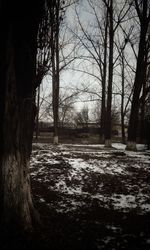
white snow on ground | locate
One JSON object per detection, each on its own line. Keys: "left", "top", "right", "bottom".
{"left": 111, "top": 194, "right": 137, "bottom": 209}
{"left": 65, "top": 158, "right": 128, "bottom": 176}
{"left": 112, "top": 143, "right": 126, "bottom": 150}
{"left": 39, "top": 198, "right": 45, "bottom": 203}
{"left": 30, "top": 143, "right": 150, "bottom": 214}
{"left": 112, "top": 143, "right": 147, "bottom": 151}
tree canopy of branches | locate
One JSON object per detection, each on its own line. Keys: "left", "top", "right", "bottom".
{"left": 71, "top": 0, "right": 132, "bottom": 146}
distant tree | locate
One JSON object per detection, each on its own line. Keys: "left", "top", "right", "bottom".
{"left": 35, "top": 0, "right": 77, "bottom": 141}
{"left": 38, "top": 85, "right": 80, "bottom": 125}
{"left": 72, "top": 0, "right": 108, "bottom": 143}
{"left": 48, "top": 0, "right": 78, "bottom": 144}
{"left": 35, "top": 2, "right": 52, "bottom": 139}
{"left": 74, "top": 106, "right": 89, "bottom": 128}
{"left": 103, "top": 0, "right": 114, "bottom": 148}
{"left": 102, "top": 0, "right": 131, "bottom": 147}
{"left": 116, "top": 33, "right": 134, "bottom": 143}
{"left": 59, "top": 88, "right": 81, "bottom": 126}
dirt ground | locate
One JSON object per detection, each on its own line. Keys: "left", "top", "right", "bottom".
{"left": 26, "top": 143, "right": 150, "bottom": 250}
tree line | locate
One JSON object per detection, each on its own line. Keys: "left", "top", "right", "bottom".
{"left": 37, "top": 0, "right": 150, "bottom": 149}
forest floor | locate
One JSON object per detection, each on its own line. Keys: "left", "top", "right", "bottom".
{"left": 26, "top": 142, "right": 150, "bottom": 250}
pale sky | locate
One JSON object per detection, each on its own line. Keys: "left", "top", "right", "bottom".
{"left": 40, "top": 0, "right": 138, "bottom": 122}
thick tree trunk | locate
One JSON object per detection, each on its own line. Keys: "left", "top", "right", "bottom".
{"left": 2, "top": 151, "right": 34, "bottom": 231}
{"left": 0, "top": 47, "right": 37, "bottom": 232}
{"left": 0, "top": 0, "right": 42, "bottom": 231}
{"left": 126, "top": 30, "right": 147, "bottom": 150}
{"left": 1, "top": 90, "right": 36, "bottom": 231}
{"left": 140, "top": 57, "right": 147, "bottom": 143}
{"left": 126, "top": 0, "right": 149, "bottom": 151}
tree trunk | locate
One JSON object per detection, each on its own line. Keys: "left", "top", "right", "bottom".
{"left": 1, "top": 100, "right": 36, "bottom": 231}
{"left": 140, "top": 54, "right": 147, "bottom": 143}
{"left": 126, "top": 0, "right": 149, "bottom": 150}
{"left": 0, "top": 1, "right": 42, "bottom": 231}
{"left": 126, "top": 26, "right": 148, "bottom": 150}
{"left": 100, "top": 8, "right": 108, "bottom": 144}
{"left": 105, "top": 0, "right": 114, "bottom": 148}
{"left": 100, "top": 80, "right": 106, "bottom": 144}
{"left": 51, "top": 1, "right": 60, "bottom": 145}
{"left": 121, "top": 51, "right": 126, "bottom": 144}
{"left": 121, "top": 112, "right": 126, "bottom": 144}
{"left": 35, "top": 86, "right": 40, "bottom": 140}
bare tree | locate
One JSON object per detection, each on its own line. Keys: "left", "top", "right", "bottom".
{"left": 38, "top": 86, "right": 81, "bottom": 126}
{"left": 48, "top": 0, "right": 78, "bottom": 144}
{"left": 116, "top": 30, "right": 134, "bottom": 143}
{"left": 71, "top": 0, "right": 131, "bottom": 146}
{"left": 74, "top": 106, "right": 89, "bottom": 128}
{"left": 103, "top": 0, "right": 114, "bottom": 147}
{"left": 72, "top": 0, "right": 109, "bottom": 143}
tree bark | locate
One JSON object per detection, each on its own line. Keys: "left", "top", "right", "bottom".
{"left": 121, "top": 51, "right": 126, "bottom": 144}
{"left": 105, "top": 0, "right": 114, "bottom": 148}
{"left": 100, "top": 8, "right": 108, "bottom": 144}
{"left": 139, "top": 53, "right": 147, "bottom": 143}
{"left": 36, "top": 86, "right": 40, "bottom": 140}
{"left": 51, "top": 0, "right": 60, "bottom": 145}
{"left": 126, "top": 27, "right": 148, "bottom": 150}
{"left": 126, "top": 0, "right": 149, "bottom": 150}
{"left": 0, "top": 0, "right": 43, "bottom": 231}
{"left": 1, "top": 99, "right": 36, "bottom": 230}
{"left": 126, "top": 41, "right": 146, "bottom": 149}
